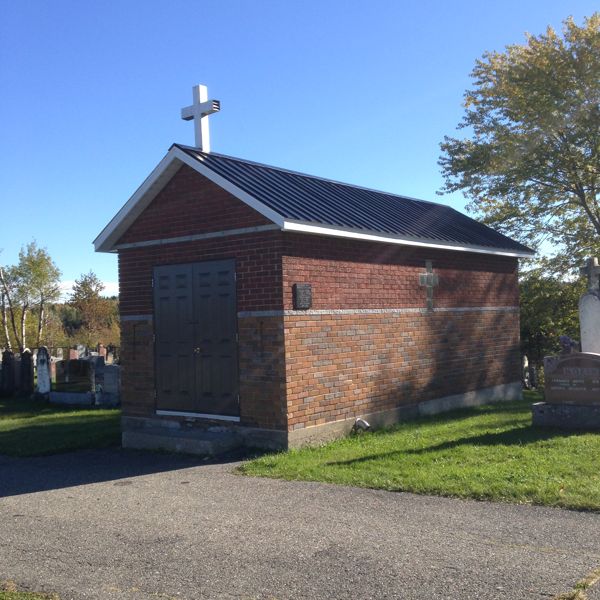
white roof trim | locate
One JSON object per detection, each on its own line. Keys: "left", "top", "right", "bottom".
{"left": 174, "top": 148, "right": 285, "bottom": 227}
{"left": 281, "top": 220, "right": 535, "bottom": 258}
{"left": 94, "top": 147, "right": 284, "bottom": 253}
{"left": 94, "top": 147, "right": 534, "bottom": 258}
{"left": 94, "top": 150, "right": 182, "bottom": 252}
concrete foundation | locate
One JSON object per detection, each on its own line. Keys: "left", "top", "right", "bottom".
{"left": 122, "top": 382, "right": 522, "bottom": 455}
{"left": 121, "top": 416, "right": 287, "bottom": 456}
{"left": 288, "top": 382, "right": 522, "bottom": 447}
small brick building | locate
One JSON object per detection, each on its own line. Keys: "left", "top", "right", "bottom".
{"left": 95, "top": 144, "right": 533, "bottom": 451}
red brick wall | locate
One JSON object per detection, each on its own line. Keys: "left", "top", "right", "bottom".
{"left": 118, "top": 232, "right": 283, "bottom": 316}
{"left": 238, "top": 316, "right": 287, "bottom": 429}
{"left": 282, "top": 234, "right": 518, "bottom": 310}
{"left": 284, "top": 311, "right": 520, "bottom": 430}
{"left": 119, "top": 165, "right": 271, "bottom": 244}
{"left": 120, "top": 319, "right": 154, "bottom": 418}
{"left": 281, "top": 234, "right": 521, "bottom": 431}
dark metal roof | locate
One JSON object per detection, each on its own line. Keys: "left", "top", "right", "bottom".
{"left": 175, "top": 144, "right": 533, "bottom": 255}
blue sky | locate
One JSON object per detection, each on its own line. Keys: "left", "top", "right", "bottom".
{"left": 0, "top": 0, "right": 596, "bottom": 296}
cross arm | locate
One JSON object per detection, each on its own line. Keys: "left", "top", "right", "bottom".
{"left": 181, "top": 100, "right": 221, "bottom": 121}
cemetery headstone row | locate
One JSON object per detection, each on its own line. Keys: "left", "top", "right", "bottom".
{"left": 50, "top": 355, "right": 120, "bottom": 407}
{"left": 0, "top": 345, "right": 120, "bottom": 404}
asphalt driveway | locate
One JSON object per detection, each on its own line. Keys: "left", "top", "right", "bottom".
{"left": 0, "top": 449, "right": 599, "bottom": 600}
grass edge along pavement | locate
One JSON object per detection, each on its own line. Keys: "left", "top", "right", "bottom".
{"left": 0, "top": 580, "right": 59, "bottom": 600}
{"left": 240, "top": 391, "right": 600, "bottom": 511}
{"left": 554, "top": 565, "right": 600, "bottom": 600}
{"left": 0, "top": 395, "right": 120, "bottom": 457}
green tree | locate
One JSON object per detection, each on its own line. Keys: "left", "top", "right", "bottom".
{"left": 0, "top": 242, "right": 61, "bottom": 351}
{"left": 439, "top": 14, "right": 600, "bottom": 272}
{"left": 69, "top": 272, "right": 117, "bottom": 346}
{"left": 520, "top": 268, "right": 585, "bottom": 366}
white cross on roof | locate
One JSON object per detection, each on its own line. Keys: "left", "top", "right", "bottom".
{"left": 181, "top": 84, "right": 220, "bottom": 153}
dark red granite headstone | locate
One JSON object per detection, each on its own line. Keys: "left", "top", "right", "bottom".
{"left": 544, "top": 352, "right": 600, "bottom": 405}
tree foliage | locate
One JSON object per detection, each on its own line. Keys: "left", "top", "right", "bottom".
{"left": 68, "top": 271, "right": 118, "bottom": 346}
{"left": 440, "top": 14, "right": 600, "bottom": 272}
{"left": 520, "top": 267, "right": 585, "bottom": 365}
{"left": 0, "top": 242, "right": 61, "bottom": 351}
{"left": 0, "top": 249, "right": 120, "bottom": 351}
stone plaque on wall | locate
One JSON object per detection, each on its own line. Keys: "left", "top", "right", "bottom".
{"left": 292, "top": 283, "right": 312, "bottom": 310}
{"left": 544, "top": 353, "right": 600, "bottom": 405}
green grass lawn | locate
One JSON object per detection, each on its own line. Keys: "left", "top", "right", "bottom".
{"left": 240, "top": 392, "right": 600, "bottom": 511}
{"left": 0, "top": 396, "right": 120, "bottom": 457}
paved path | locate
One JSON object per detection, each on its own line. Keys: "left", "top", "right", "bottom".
{"left": 0, "top": 449, "right": 599, "bottom": 600}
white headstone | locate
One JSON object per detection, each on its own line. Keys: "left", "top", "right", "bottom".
{"left": 579, "top": 257, "right": 600, "bottom": 354}
{"left": 36, "top": 346, "right": 52, "bottom": 395}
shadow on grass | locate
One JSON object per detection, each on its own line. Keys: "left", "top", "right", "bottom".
{"left": 326, "top": 425, "right": 576, "bottom": 467}
{"left": 0, "top": 407, "right": 248, "bottom": 500}
{"left": 0, "top": 395, "right": 95, "bottom": 418}
{"left": 0, "top": 396, "right": 266, "bottom": 499}
{"left": 0, "top": 415, "right": 121, "bottom": 457}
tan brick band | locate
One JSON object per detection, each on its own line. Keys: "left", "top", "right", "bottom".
{"left": 238, "top": 306, "right": 518, "bottom": 318}
{"left": 115, "top": 224, "right": 280, "bottom": 250}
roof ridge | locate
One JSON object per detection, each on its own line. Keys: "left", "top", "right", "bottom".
{"left": 172, "top": 143, "right": 446, "bottom": 209}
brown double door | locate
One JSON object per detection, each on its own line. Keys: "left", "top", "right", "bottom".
{"left": 153, "top": 259, "right": 239, "bottom": 417}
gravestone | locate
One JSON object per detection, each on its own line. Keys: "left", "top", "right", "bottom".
{"left": 55, "top": 360, "right": 67, "bottom": 386}
{"left": 535, "top": 352, "right": 600, "bottom": 429}
{"left": 54, "top": 359, "right": 92, "bottom": 392}
{"left": 533, "top": 258, "right": 600, "bottom": 429}
{"left": 55, "top": 347, "right": 64, "bottom": 360}
{"left": 544, "top": 353, "right": 600, "bottom": 404}
{"left": 12, "top": 355, "right": 21, "bottom": 390}
{"left": 1, "top": 350, "right": 15, "bottom": 396}
{"left": 36, "top": 346, "right": 52, "bottom": 396}
{"left": 20, "top": 349, "right": 34, "bottom": 395}
{"left": 579, "top": 258, "right": 600, "bottom": 354}
{"left": 102, "top": 365, "right": 120, "bottom": 400}
{"left": 50, "top": 358, "right": 94, "bottom": 405}
{"left": 92, "top": 356, "right": 120, "bottom": 406}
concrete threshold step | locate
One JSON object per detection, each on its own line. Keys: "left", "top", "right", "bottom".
{"left": 122, "top": 426, "right": 243, "bottom": 457}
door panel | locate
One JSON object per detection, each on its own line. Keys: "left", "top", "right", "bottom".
{"left": 153, "top": 259, "right": 239, "bottom": 416}
{"left": 192, "top": 260, "right": 239, "bottom": 415}
{"left": 154, "top": 264, "right": 195, "bottom": 411}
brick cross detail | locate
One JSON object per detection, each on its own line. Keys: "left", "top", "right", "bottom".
{"left": 419, "top": 260, "right": 439, "bottom": 311}
{"left": 580, "top": 257, "right": 600, "bottom": 293}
